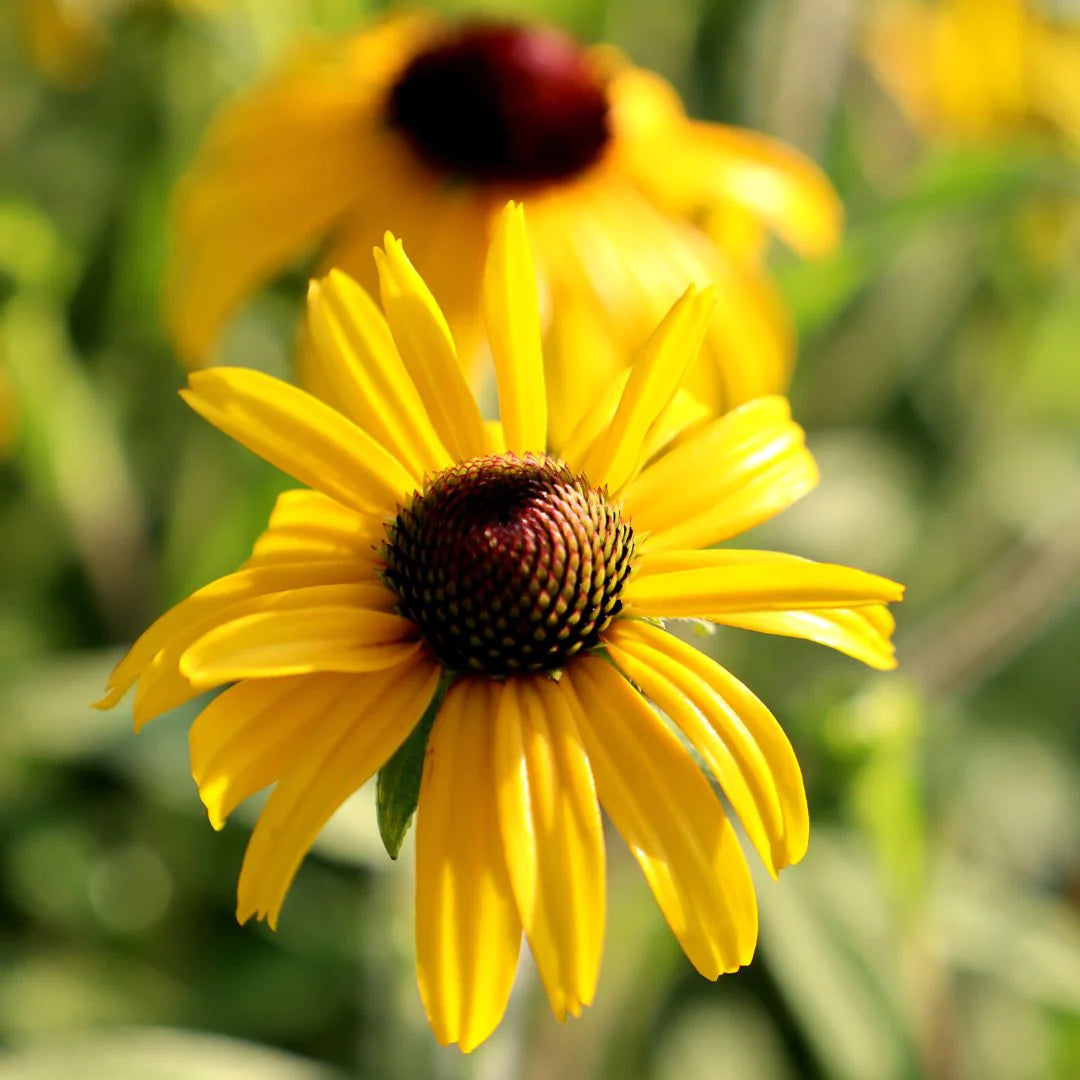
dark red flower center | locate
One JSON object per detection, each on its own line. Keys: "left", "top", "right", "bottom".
{"left": 381, "top": 453, "right": 634, "bottom": 676}
{"left": 386, "top": 23, "right": 611, "bottom": 185}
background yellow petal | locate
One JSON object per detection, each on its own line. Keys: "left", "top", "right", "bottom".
{"left": 165, "top": 37, "right": 399, "bottom": 366}
{"left": 374, "top": 236, "right": 487, "bottom": 463}
{"left": 183, "top": 368, "right": 414, "bottom": 518}
{"left": 624, "top": 396, "right": 818, "bottom": 551}
{"left": 236, "top": 658, "right": 440, "bottom": 928}
{"left": 483, "top": 203, "right": 547, "bottom": 454}
{"left": 416, "top": 679, "right": 522, "bottom": 1052}
{"left": 493, "top": 678, "right": 605, "bottom": 1020}
{"left": 566, "top": 657, "right": 757, "bottom": 978}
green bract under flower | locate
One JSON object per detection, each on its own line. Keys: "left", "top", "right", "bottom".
{"left": 381, "top": 452, "right": 634, "bottom": 676}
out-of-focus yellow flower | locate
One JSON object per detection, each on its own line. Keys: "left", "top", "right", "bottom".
{"left": 865, "top": 0, "right": 1080, "bottom": 147}
{"left": 19, "top": 0, "right": 214, "bottom": 88}
{"left": 101, "top": 203, "right": 901, "bottom": 1052}
{"left": 169, "top": 14, "right": 842, "bottom": 417}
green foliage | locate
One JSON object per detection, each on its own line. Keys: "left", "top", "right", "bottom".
{"left": 1, "top": 0, "right": 1078, "bottom": 1077}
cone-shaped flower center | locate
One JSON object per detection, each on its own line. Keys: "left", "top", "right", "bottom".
{"left": 386, "top": 23, "right": 611, "bottom": 184}
{"left": 382, "top": 453, "right": 634, "bottom": 676}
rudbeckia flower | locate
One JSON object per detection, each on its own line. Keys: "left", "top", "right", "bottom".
{"left": 169, "top": 13, "right": 842, "bottom": 414}
{"left": 865, "top": 0, "right": 1080, "bottom": 147}
{"left": 102, "top": 203, "right": 902, "bottom": 1052}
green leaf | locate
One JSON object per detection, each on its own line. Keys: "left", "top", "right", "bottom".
{"left": 375, "top": 672, "right": 454, "bottom": 859}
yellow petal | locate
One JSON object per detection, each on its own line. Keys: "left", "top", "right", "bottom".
{"left": 374, "top": 235, "right": 487, "bottom": 463}
{"left": 607, "top": 66, "right": 842, "bottom": 258}
{"left": 625, "top": 552, "right": 905, "bottom": 619}
{"left": 182, "top": 368, "right": 414, "bottom": 517}
{"left": 244, "top": 489, "right": 384, "bottom": 569}
{"left": 306, "top": 270, "right": 452, "bottom": 478}
{"left": 680, "top": 123, "right": 843, "bottom": 259}
{"left": 527, "top": 178, "right": 791, "bottom": 414}
{"left": 319, "top": 179, "right": 490, "bottom": 388}
{"left": 132, "top": 581, "right": 402, "bottom": 725}
{"left": 99, "top": 561, "right": 380, "bottom": 714}
{"left": 541, "top": 287, "right": 626, "bottom": 456}
{"left": 607, "top": 620, "right": 809, "bottom": 871}
{"left": 179, "top": 604, "right": 419, "bottom": 689}
{"left": 493, "top": 678, "right": 605, "bottom": 1020}
{"left": 576, "top": 284, "right": 715, "bottom": 493}
{"left": 483, "top": 203, "right": 547, "bottom": 454}
{"left": 164, "top": 35, "right": 399, "bottom": 365}
{"left": 189, "top": 674, "right": 349, "bottom": 829}
{"left": 718, "top": 606, "right": 897, "bottom": 670}
{"left": 624, "top": 396, "right": 818, "bottom": 552}
{"left": 565, "top": 656, "right": 757, "bottom": 977}
{"left": 416, "top": 678, "right": 522, "bottom": 1052}
{"left": 237, "top": 657, "right": 441, "bottom": 928}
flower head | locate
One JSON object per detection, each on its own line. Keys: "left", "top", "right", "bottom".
{"left": 168, "top": 13, "right": 842, "bottom": 418}
{"left": 865, "top": 0, "right": 1080, "bottom": 147}
{"left": 102, "top": 203, "right": 902, "bottom": 1051}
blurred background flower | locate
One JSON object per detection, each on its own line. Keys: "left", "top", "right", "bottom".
{"left": 166, "top": 10, "right": 840, "bottom": 418}
{"left": 1, "top": 1, "right": 1079, "bottom": 1078}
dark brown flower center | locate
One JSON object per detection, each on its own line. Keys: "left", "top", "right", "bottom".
{"left": 386, "top": 23, "right": 611, "bottom": 185}
{"left": 381, "top": 453, "right": 634, "bottom": 676}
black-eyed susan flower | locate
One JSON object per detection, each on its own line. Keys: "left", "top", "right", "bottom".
{"left": 101, "top": 203, "right": 902, "bottom": 1051}
{"left": 168, "top": 12, "right": 842, "bottom": 416}
{"left": 865, "top": 0, "right": 1080, "bottom": 147}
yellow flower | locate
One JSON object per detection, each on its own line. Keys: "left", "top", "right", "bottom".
{"left": 865, "top": 0, "right": 1080, "bottom": 146}
{"left": 168, "top": 13, "right": 842, "bottom": 416}
{"left": 101, "top": 203, "right": 901, "bottom": 1052}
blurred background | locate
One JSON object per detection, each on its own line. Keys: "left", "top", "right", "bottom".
{"left": 1, "top": 0, "right": 1079, "bottom": 1077}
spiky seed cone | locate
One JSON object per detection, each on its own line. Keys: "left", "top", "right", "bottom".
{"left": 382, "top": 453, "right": 635, "bottom": 676}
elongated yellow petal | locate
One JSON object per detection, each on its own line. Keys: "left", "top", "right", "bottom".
{"left": 131, "top": 581, "right": 402, "bottom": 726}
{"left": 607, "top": 620, "right": 809, "bottom": 870}
{"left": 243, "top": 489, "right": 385, "bottom": 569}
{"left": 681, "top": 123, "right": 843, "bottom": 259}
{"left": 180, "top": 605, "right": 419, "bottom": 688}
{"left": 718, "top": 606, "right": 897, "bottom": 670}
{"left": 375, "top": 235, "right": 487, "bottom": 463}
{"left": 566, "top": 656, "right": 757, "bottom": 978}
{"left": 483, "top": 203, "right": 547, "bottom": 454}
{"left": 416, "top": 679, "right": 522, "bottom": 1052}
{"left": 575, "top": 284, "right": 715, "bottom": 493}
{"left": 237, "top": 658, "right": 441, "bottom": 927}
{"left": 182, "top": 368, "right": 415, "bottom": 517}
{"left": 624, "top": 397, "right": 818, "bottom": 551}
{"left": 607, "top": 66, "right": 842, "bottom": 258}
{"left": 306, "top": 270, "right": 452, "bottom": 477}
{"left": 528, "top": 177, "right": 790, "bottom": 414}
{"left": 625, "top": 554, "right": 905, "bottom": 619}
{"left": 99, "top": 561, "right": 380, "bottom": 712}
{"left": 168, "top": 124, "right": 379, "bottom": 366}
{"left": 493, "top": 678, "right": 605, "bottom": 1020}
{"left": 189, "top": 674, "right": 350, "bottom": 829}
{"left": 165, "top": 17, "right": 432, "bottom": 365}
